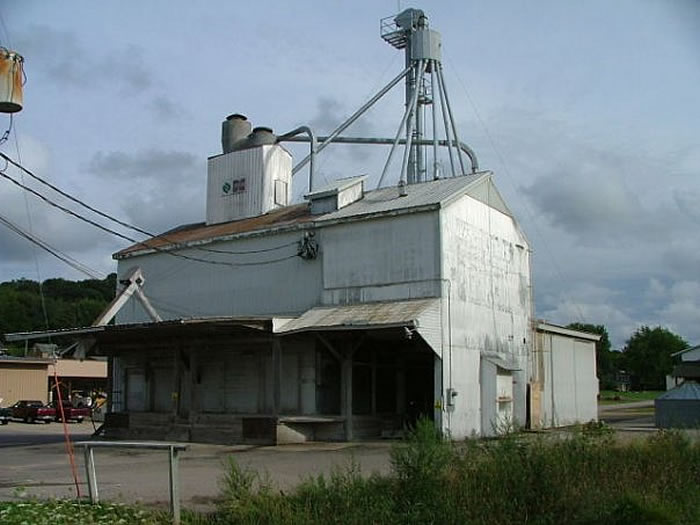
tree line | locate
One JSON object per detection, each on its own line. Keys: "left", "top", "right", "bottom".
{"left": 567, "top": 322, "right": 689, "bottom": 391}
{"left": 0, "top": 274, "right": 117, "bottom": 342}
{"left": 0, "top": 274, "right": 689, "bottom": 389}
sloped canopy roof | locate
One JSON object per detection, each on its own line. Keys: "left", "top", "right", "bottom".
{"left": 276, "top": 298, "right": 439, "bottom": 335}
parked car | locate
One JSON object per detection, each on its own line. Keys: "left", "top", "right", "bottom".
{"left": 70, "top": 390, "right": 94, "bottom": 408}
{"left": 0, "top": 406, "right": 11, "bottom": 425}
{"left": 11, "top": 400, "right": 56, "bottom": 424}
{"left": 51, "top": 400, "right": 91, "bottom": 423}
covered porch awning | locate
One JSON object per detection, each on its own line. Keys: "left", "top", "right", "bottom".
{"left": 275, "top": 298, "right": 444, "bottom": 357}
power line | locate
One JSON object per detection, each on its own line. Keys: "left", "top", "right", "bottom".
{"left": 0, "top": 167, "right": 300, "bottom": 268}
{"left": 0, "top": 151, "right": 298, "bottom": 256}
{"left": 10, "top": 121, "right": 52, "bottom": 333}
{"left": 0, "top": 212, "right": 105, "bottom": 280}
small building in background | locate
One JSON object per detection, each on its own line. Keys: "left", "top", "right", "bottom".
{"left": 666, "top": 345, "right": 700, "bottom": 390}
{"left": 0, "top": 356, "right": 52, "bottom": 406}
{"left": 657, "top": 345, "right": 700, "bottom": 428}
{"left": 530, "top": 322, "right": 600, "bottom": 429}
{"left": 655, "top": 382, "right": 700, "bottom": 428}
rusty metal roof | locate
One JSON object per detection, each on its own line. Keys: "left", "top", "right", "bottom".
{"left": 114, "top": 203, "right": 312, "bottom": 258}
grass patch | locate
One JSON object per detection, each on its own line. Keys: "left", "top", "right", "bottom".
{"left": 0, "top": 500, "right": 167, "bottom": 524}
{"left": 599, "top": 390, "right": 663, "bottom": 404}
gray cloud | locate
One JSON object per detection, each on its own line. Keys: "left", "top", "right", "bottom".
{"left": 86, "top": 149, "right": 203, "bottom": 233}
{"left": 149, "top": 95, "right": 184, "bottom": 121}
{"left": 15, "top": 25, "right": 152, "bottom": 93}
{"left": 0, "top": 182, "right": 112, "bottom": 266}
{"left": 88, "top": 149, "right": 197, "bottom": 181}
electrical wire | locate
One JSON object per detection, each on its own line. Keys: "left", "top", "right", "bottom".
{"left": 0, "top": 152, "right": 298, "bottom": 256}
{"left": 11, "top": 121, "right": 52, "bottom": 333}
{"left": 0, "top": 167, "right": 300, "bottom": 267}
{"left": 0, "top": 212, "right": 105, "bottom": 279}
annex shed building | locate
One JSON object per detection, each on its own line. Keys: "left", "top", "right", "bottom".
{"left": 530, "top": 322, "right": 600, "bottom": 428}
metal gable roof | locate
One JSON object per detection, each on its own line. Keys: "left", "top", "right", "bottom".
{"left": 315, "top": 172, "right": 490, "bottom": 222}
{"left": 113, "top": 171, "right": 497, "bottom": 258}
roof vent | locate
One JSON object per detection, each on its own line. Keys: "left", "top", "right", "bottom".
{"left": 221, "top": 114, "right": 251, "bottom": 153}
{"left": 305, "top": 175, "right": 366, "bottom": 215}
{"left": 248, "top": 126, "right": 277, "bottom": 147}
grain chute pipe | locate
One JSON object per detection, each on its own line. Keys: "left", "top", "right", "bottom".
{"left": 292, "top": 65, "right": 412, "bottom": 175}
{"left": 400, "top": 60, "right": 427, "bottom": 185}
{"left": 437, "top": 64, "right": 467, "bottom": 176}
{"left": 377, "top": 61, "right": 426, "bottom": 189}
{"left": 283, "top": 135, "right": 479, "bottom": 173}
{"left": 430, "top": 60, "right": 439, "bottom": 179}
{"left": 435, "top": 65, "right": 457, "bottom": 177}
{"left": 277, "top": 126, "right": 317, "bottom": 192}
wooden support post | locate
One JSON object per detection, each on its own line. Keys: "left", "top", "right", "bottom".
{"left": 189, "top": 350, "right": 198, "bottom": 424}
{"left": 371, "top": 350, "right": 377, "bottom": 416}
{"left": 272, "top": 338, "right": 281, "bottom": 416}
{"left": 341, "top": 352, "right": 353, "bottom": 441}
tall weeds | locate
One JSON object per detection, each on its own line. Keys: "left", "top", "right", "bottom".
{"left": 204, "top": 424, "right": 700, "bottom": 525}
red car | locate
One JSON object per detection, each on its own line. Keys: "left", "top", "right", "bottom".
{"left": 11, "top": 400, "right": 56, "bottom": 424}
{"left": 51, "top": 400, "right": 91, "bottom": 423}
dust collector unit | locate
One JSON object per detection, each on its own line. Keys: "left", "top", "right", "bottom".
{"left": 206, "top": 116, "right": 292, "bottom": 225}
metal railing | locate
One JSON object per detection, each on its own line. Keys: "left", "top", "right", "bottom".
{"left": 76, "top": 441, "right": 189, "bottom": 524}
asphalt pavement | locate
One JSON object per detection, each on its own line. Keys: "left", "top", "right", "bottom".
{"left": 0, "top": 421, "right": 393, "bottom": 511}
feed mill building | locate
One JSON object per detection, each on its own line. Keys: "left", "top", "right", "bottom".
{"left": 5, "top": 9, "right": 598, "bottom": 443}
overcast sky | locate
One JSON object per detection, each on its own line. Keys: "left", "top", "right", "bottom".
{"left": 1, "top": 1, "right": 698, "bottom": 347}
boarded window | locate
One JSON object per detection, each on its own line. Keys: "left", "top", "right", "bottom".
{"left": 125, "top": 368, "right": 146, "bottom": 412}
{"left": 199, "top": 360, "right": 225, "bottom": 413}
{"left": 151, "top": 367, "right": 173, "bottom": 413}
{"left": 225, "top": 352, "right": 259, "bottom": 413}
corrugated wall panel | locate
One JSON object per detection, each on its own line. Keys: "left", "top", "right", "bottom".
{"left": 0, "top": 364, "right": 48, "bottom": 405}
{"left": 116, "top": 229, "right": 323, "bottom": 324}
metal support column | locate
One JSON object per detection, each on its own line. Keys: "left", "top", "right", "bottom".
{"left": 83, "top": 447, "right": 99, "bottom": 503}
